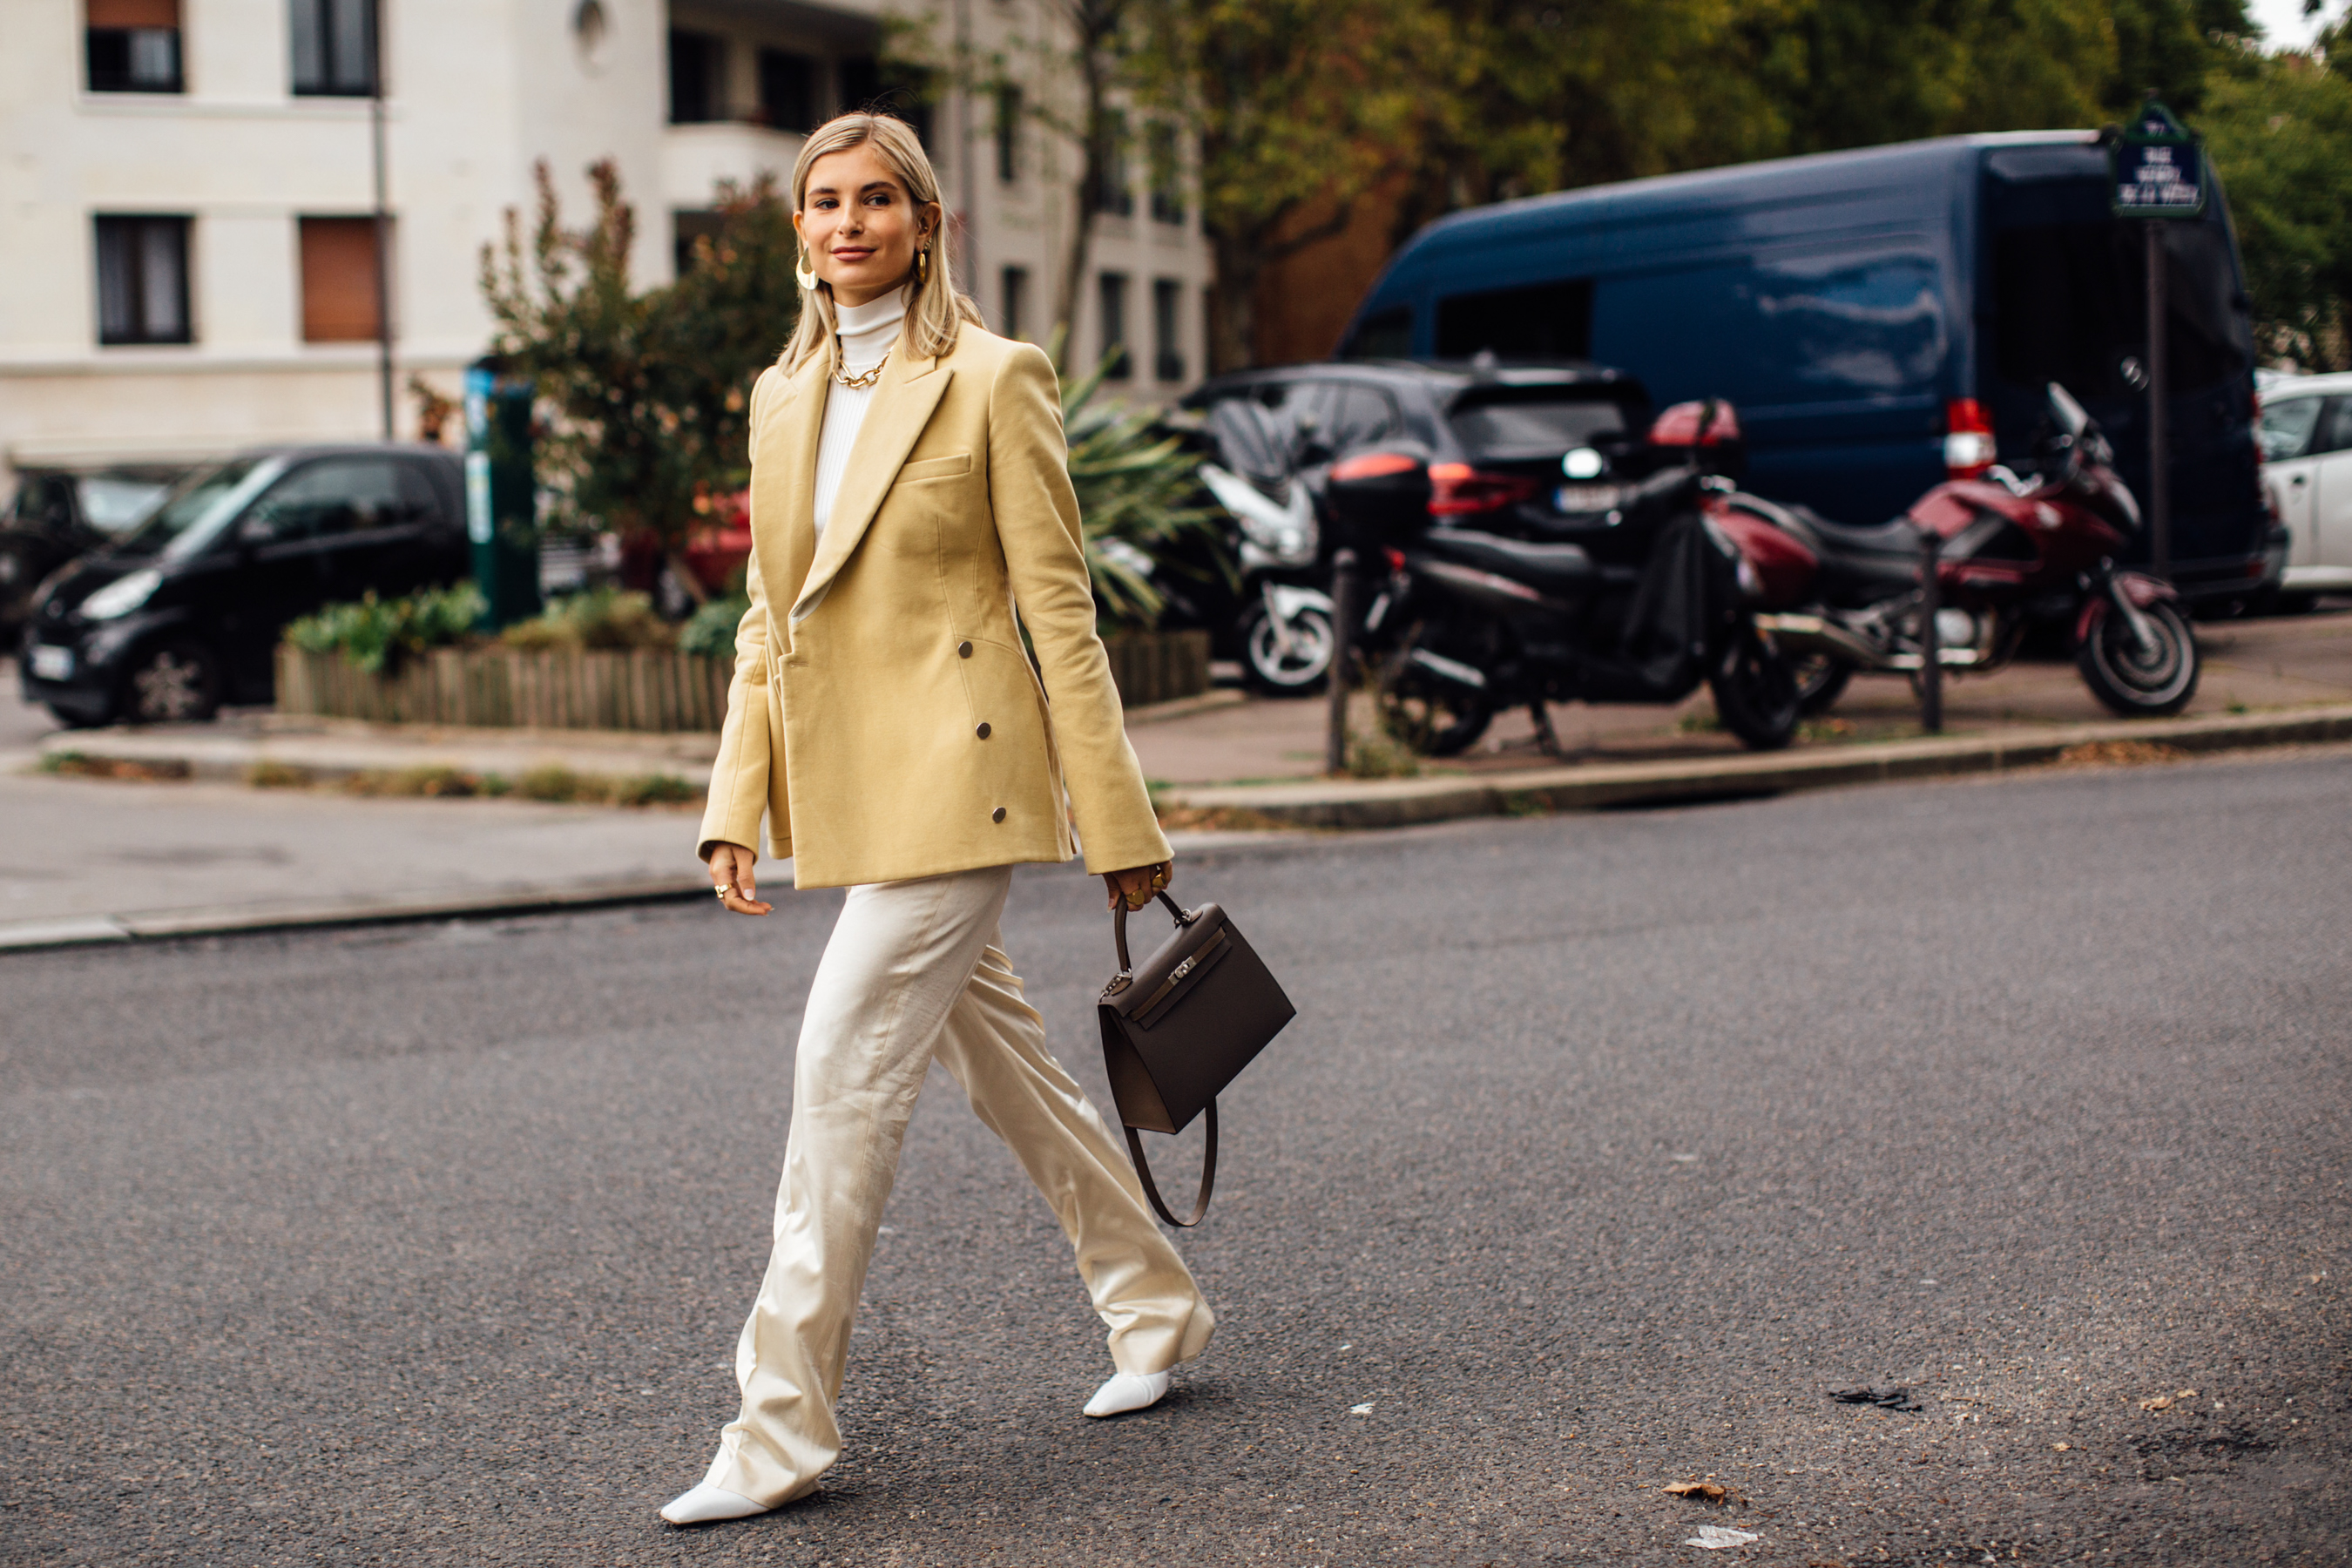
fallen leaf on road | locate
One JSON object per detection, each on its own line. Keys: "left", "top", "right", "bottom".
{"left": 1829, "top": 1385, "right": 1924, "bottom": 1412}
{"left": 1664, "top": 1483, "right": 1727, "bottom": 1504}
{"left": 1348, "top": 1402, "right": 1374, "bottom": 1415}
{"left": 1684, "top": 1525, "right": 1759, "bottom": 1550}
{"left": 2139, "top": 1396, "right": 2173, "bottom": 1411}
{"left": 2051, "top": 1443, "right": 2071, "bottom": 1451}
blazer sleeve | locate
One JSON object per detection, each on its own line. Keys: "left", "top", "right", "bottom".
{"left": 986, "top": 342, "right": 1173, "bottom": 875}
{"left": 697, "top": 368, "right": 784, "bottom": 864}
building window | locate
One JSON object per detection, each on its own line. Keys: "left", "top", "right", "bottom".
{"left": 1152, "top": 278, "right": 1184, "bottom": 382}
{"left": 86, "top": 0, "right": 182, "bottom": 92}
{"left": 1146, "top": 121, "right": 1183, "bottom": 225}
{"left": 1001, "top": 266, "right": 1028, "bottom": 341}
{"left": 291, "top": 0, "right": 377, "bottom": 96}
{"left": 299, "top": 217, "right": 383, "bottom": 341}
{"left": 669, "top": 30, "right": 723, "bottom": 124}
{"left": 757, "top": 49, "right": 814, "bottom": 131}
{"left": 841, "top": 57, "right": 932, "bottom": 147}
{"left": 95, "top": 215, "right": 191, "bottom": 346}
{"left": 995, "top": 84, "right": 1023, "bottom": 183}
{"left": 1098, "top": 271, "right": 1130, "bottom": 379}
{"left": 1091, "top": 111, "right": 1132, "bottom": 217}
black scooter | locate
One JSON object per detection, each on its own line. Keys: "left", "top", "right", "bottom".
{"left": 1322, "top": 402, "right": 1803, "bottom": 755}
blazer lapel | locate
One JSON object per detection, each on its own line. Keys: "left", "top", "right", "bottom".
{"left": 790, "top": 348, "right": 954, "bottom": 622}
{"left": 751, "top": 355, "right": 831, "bottom": 636}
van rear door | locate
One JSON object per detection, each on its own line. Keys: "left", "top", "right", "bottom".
{"left": 1980, "top": 144, "right": 2265, "bottom": 595}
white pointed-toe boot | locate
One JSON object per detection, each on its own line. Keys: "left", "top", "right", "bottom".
{"left": 1083, "top": 1369, "right": 1172, "bottom": 1417}
{"left": 658, "top": 1484, "right": 769, "bottom": 1525}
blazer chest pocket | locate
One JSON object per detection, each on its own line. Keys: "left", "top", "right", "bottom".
{"left": 896, "top": 452, "right": 972, "bottom": 483}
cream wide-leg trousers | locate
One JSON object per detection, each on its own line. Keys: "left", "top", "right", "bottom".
{"left": 700, "top": 864, "right": 1215, "bottom": 1507}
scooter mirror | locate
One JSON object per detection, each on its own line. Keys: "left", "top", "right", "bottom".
{"left": 2046, "top": 382, "right": 2090, "bottom": 440}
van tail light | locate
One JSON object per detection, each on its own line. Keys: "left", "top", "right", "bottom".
{"left": 1944, "top": 397, "right": 1997, "bottom": 478}
{"left": 1427, "top": 462, "right": 1538, "bottom": 516}
{"left": 2252, "top": 389, "right": 2264, "bottom": 466}
{"left": 1329, "top": 450, "right": 1423, "bottom": 483}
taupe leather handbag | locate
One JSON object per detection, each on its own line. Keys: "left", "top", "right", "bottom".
{"left": 1098, "top": 892, "right": 1294, "bottom": 1227}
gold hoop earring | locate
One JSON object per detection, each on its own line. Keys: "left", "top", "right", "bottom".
{"left": 794, "top": 254, "right": 818, "bottom": 291}
{"left": 916, "top": 247, "right": 930, "bottom": 282}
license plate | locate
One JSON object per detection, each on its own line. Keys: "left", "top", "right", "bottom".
{"left": 1555, "top": 483, "right": 1621, "bottom": 513}
{"left": 29, "top": 645, "right": 73, "bottom": 681}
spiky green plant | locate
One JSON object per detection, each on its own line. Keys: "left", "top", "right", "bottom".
{"left": 1059, "top": 348, "right": 1225, "bottom": 629}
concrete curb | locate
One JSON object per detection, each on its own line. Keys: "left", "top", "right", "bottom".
{"left": 0, "top": 875, "right": 713, "bottom": 956}
{"left": 1159, "top": 705, "right": 2352, "bottom": 829}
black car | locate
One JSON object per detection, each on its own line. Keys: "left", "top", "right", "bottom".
{"left": 1166, "top": 358, "right": 1653, "bottom": 691}
{"left": 1, "top": 466, "right": 181, "bottom": 645}
{"left": 19, "top": 444, "right": 468, "bottom": 727}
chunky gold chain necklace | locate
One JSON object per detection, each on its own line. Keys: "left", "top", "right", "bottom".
{"left": 834, "top": 348, "right": 889, "bottom": 391}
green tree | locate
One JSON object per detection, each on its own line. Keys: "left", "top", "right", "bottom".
{"left": 1131, "top": 0, "right": 1443, "bottom": 372}
{"left": 478, "top": 161, "right": 799, "bottom": 601}
{"left": 2201, "top": 48, "right": 2352, "bottom": 367}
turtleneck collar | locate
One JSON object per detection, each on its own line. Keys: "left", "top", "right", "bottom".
{"left": 834, "top": 285, "right": 909, "bottom": 370}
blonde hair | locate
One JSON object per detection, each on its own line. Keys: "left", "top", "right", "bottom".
{"left": 781, "top": 113, "right": 983, "bottom": 374}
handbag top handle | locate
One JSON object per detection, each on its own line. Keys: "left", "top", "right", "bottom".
{"left": 1111, "top": 889, "right": 1194, "bottom": 977}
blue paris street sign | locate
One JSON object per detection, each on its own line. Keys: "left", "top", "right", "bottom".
{"left": 2110, "top": 100, "right": 2205, "bottom": 219}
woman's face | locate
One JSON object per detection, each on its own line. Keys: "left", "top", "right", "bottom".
{"left": 794, "top": 143, "right": 936, "bottom": 308}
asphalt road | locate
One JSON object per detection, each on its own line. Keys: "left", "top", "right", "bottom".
{"left": 2, "top": 749, "right": 2346, "bottom": 1567}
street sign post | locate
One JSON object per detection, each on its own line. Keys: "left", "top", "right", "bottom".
{"left": 2110, "top": 100, "right": 2206, "bottom": 584}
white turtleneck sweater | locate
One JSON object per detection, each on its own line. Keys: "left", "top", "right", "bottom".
{"left": 811, "top": 286, "right": 909, "bottom": 543}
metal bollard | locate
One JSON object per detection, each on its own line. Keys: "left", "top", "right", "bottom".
{"left": 1326, "top": 548, "right": 1357, "bottom": 774}
{"left": 1917, "top": 525, "right": 1943, "bottom": 733}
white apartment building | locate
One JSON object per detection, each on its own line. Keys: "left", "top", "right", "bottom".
{"left": 0, "top": 0, "right": 1214, "bottom": 487}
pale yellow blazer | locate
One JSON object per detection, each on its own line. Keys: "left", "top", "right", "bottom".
{"left": 694, "top": 323, "right": 1173, "bottom": 889}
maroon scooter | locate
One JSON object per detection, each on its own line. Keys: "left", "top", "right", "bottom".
{"left": 1703, "top": 382, "right": 2200, "bottom": 718}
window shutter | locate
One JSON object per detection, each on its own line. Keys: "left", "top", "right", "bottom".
{"left": 88, "top": 0, "right": 179, "bottom": 27}
{"left": 300, "top": 217, "right": 382, "bottom": 342}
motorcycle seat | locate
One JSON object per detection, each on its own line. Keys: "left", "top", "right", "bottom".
{"left": 1421, "top": 530, "right": 1597, "bottom": 592}
{"left": 1774, "top": 503, "right": 1922, "bottom": 561}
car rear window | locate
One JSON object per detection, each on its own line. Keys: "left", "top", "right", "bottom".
{"left": 2259, "top": 395, "right": 2324, "bottom": 462}
{"left": 1448, "top": 395, "right": 1628, "bottom": 459}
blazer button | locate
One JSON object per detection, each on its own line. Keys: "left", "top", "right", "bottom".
{"left": 957, "top": 640, "right": 973, "bottom": 658}
{"left": 975, "top": 722, "right": 991, "bottom": 739}
{"left": 991, "top": 807, "right": 1006, "bottom": 823}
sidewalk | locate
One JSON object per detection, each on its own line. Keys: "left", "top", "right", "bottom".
{"left": 8, "top": 609, "right": 2348, "bottom": 950}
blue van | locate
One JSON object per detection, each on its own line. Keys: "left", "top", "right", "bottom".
{"left": 1338, "top": 132, "right": 2272, "bottom": 605}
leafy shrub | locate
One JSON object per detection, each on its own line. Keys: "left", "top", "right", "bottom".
{"left": 285, "top": 583, "right": 486, "bottom": 674}
{"left": 677, "top": 591, "right": 751, "bottom": 660}
{"left": 498, "top": 586, "right": 675, "bottom": 652}
{"left": 1061, "top": 352, "right": 1223, "bottom": 629}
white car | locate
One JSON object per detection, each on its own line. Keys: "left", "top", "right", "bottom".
{"left": 2256, "top": 371, "right": 2352, "bottom": 606}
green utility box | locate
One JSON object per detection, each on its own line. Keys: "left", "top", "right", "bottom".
{"left": 463, "top": 360, "right": 542, "bottom": 630}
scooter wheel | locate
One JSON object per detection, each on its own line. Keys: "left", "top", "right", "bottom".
{"left": 1709, "top": 625, "right": 1801, "bottom": 751}
{"left": 2077, "top": 599, "right": 2199, "bottom": 717}
{"left": 1238, "top": 598, "right": 1335, "bottom": 695}
{"left": 1791, "top": 652, "right": 1855, "bottom": 716}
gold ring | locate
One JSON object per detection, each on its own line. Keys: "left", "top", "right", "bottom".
{"left": 714, "top": 885, "right": 733, "bottom": 898}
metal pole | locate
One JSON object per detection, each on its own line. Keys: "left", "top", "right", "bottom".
{"left": 1917, "top": 525, "right": 1943, "bottom": 733}
{"left": 1326, "top": 548, "right": 1357, "bottom": 774}
{"left": 951, "top": 0, "right": 977, "bottom": 298}
{"left": 2146, "top": 219, "right": 2171, "bottom": 582}
{"left": 371, "top": 47, "right": 394, "bottom": 441}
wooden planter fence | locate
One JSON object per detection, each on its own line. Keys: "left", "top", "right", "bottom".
{"left": 276, "top": 645, "right": 732, "bottom": 733}
{"left": 1102, "top": 628, "right": 1210, "bottom": 708}
{"left": 276, "top": 627, "right": 1209, "bottom": 733}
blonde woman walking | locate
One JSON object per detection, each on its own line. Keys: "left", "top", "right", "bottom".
{"left": 660, "top": 112, "right": 1213, "bottom": 1526}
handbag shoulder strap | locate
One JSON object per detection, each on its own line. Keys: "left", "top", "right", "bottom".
{"left": 1122, "top": 1101, "right": 1216, "bottom": 1228}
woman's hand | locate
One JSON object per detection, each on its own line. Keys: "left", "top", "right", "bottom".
{"left": 710, "top": 841, "right": 773, "bottom": 916}
{"left": 1103, "top": 859, "right": 1173, "bottom": 913}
